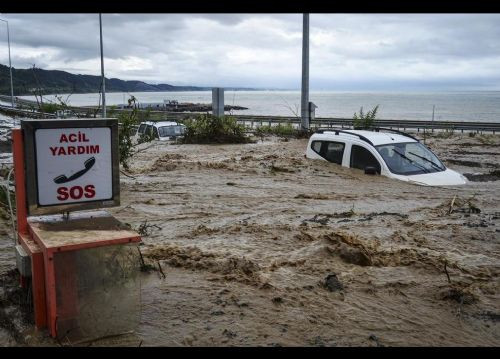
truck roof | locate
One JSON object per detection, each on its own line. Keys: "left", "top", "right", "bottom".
{"left": 155, "top": 121, "right": 182, "bottom": 127}
{"left": 140, "top": 121, "right": 182, "bottom": 127}
{"left": 313, "top": 129, "right": 418, "bottom": 146}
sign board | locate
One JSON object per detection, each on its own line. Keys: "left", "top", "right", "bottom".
{"left": 22, "top": 119, "right": 120, "bottom": 215}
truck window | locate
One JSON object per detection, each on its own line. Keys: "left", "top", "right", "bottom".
{"left": 311, "top": 141, "right": 322, "bottom": 154}
{"left": 311, "top": 141, "right": 345, "bottom": 165}
{"left": 153, "top": 127, "right": 159, "bottom": 139}
{"left": 175, "top": 125, "right": 185, "bottom": 135}
{"left": 350, "top": 145, "right": 381, "bottom": 174}
{"left": 323, "top": 142, "right": 345, "bottom": 165}
{"left": 138, "top": 123, "right": 147, "bottom": 134}
{"left": 160, "top": 126, "right": 176, "bottom": 137}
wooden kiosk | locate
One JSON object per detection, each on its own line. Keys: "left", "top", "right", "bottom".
{"left": 13, "top": 119, "right": 142, "bottom": 341}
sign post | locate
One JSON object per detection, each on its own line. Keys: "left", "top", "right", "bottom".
{"left": 13, "top": 118, "right": 141, "bottom": 341}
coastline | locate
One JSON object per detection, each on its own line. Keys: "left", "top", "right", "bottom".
{"left": 13, "top": 90, "right": 500, "bottom": 121}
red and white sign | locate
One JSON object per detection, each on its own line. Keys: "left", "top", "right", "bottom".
{"left": 35, "top": 127, "right": 113, "bottom": 206}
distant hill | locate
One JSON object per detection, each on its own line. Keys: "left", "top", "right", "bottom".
{"left": 0, "top": 64, "right": 255, "bottom": 96}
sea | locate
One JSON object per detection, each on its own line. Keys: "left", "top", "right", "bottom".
{"left": 17, "top": 90, "right": 500, "bottom": 123}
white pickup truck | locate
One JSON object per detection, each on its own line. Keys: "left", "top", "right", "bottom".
{"left": 134, "top": 121, "right": 186, "bottom": 142}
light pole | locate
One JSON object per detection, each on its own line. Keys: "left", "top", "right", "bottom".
{"left": 99, "top": 13, "right": 106, "bottom": 118}
{"left": 300, "top": 13, "right": 310, "bottom": 132}
{"left": 0, "top": 18, "right": 14, "bottom": 108}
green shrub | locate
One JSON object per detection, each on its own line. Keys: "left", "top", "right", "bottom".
{"left": 255, "top": 123, "right": 298, "bottom": 138}
{"left": 434, "top": 129, "right": 455, "bottom": 139}
{"left": 477, "top": 134, "right": 496, "bottom": 145}
{"left": 137, "top": 132, "right": 155, "bottom": 145}
{"left": 353, "top": 105, "right": 379, "bottom": 130}
{"left": 181, "top": 114, "right": 250, "bottom": 144}
{"left": 40, "top": 103, "right": 61, "bottom": 114}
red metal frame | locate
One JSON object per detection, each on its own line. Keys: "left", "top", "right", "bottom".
{"left": 12, "top": 127, "right": 141, "bottom": 338}
{"left": 29, "top": 224, "right": 141, "bottom": 337}
{"left": 12, "top": 129, "right": 28, "bottom": 235}
{"left": 18, "top": 233, "right": 47, "bottom": 329}
{"left": 13, "top": 129, "right": 48, "bottom": 330}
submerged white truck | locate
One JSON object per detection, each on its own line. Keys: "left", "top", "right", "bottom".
{"left": 134, "top": 121, "right": 186, "bottom": 142}
{"left": 306, "top": 128, "right": 467, "bottom": 186}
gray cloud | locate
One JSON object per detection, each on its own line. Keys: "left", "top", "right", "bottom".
{"left": 0, "top": 13, "right": 499, "bottom": 89}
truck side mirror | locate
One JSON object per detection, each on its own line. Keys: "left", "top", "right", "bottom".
{"left": 364, "top": 166, "right": 377, "bottom": 175}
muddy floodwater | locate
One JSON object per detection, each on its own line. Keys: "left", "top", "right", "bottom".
{"left": 0, "top": 132, "right": 499, "bottom": 346}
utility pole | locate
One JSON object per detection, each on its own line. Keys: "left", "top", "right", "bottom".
{"left": 300, "top": 13, "right": 310, "bottom": 132}
{"left": 0, "top": 18, "right": 14, "bottom": 108}
{"left": 99, "top": 13, "right": 106, "bottom": 118}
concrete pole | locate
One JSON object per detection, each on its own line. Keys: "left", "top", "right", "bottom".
{"left": 300, "top": 14, "right": 310, "bottom": 131}
{"left": 212, "top": 87, "right": 224, "bottom": 117}
{"left": 0, "top": 19, "right": 14, "bottom": 108}
{"left": 99, "top": 14, "right": 106, "bottom": 118}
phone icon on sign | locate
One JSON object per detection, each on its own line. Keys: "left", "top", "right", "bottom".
{"left": 53, "top": 157, "right": 96, "bottom": 184}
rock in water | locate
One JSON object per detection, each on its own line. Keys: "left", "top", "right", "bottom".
{"left": 338, "top": 244, "right": 372, "bottom": 266}
{"left": 324, "top": 274, "right": 343, "bottom": 292}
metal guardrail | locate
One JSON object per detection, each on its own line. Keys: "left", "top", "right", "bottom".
{"left": 159, "top": 112, "right": 500, "bottom": 133}
{"left": 309, "top": 117, "right": 500, "bottom": 133}
{"left": 0, "top": 104, "right": 57, "bottom": 119}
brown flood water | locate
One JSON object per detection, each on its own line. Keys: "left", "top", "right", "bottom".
{"left": 0, "top": 132, "right": 499, "bottom": 346}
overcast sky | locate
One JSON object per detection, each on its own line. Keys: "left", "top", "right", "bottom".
{"left": 1, "top": 13, "right": 500, "bottom": 90}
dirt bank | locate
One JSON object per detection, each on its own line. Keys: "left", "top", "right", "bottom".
{"left": 0, "top": 131, "right": 499, "bottom": 346}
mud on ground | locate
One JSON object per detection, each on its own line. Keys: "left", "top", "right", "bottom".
{"left": 0, "top": 132, "right": 499, "bottom": 346}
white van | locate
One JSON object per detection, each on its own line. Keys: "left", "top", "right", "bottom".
{"left": 134, "top": 121, "right": 186, "bottom": 142}
{"left": 306, "top": 128, "right": 467, "bottom": 186}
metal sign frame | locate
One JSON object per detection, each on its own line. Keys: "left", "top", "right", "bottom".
{"left": 22, "top": 118, "right": 120, "bottom": 215}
